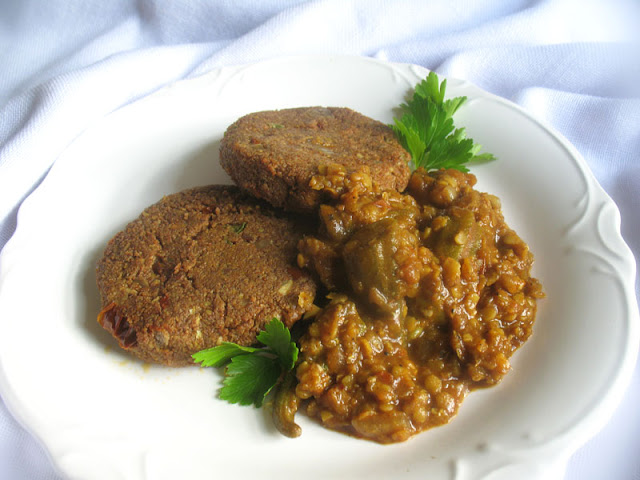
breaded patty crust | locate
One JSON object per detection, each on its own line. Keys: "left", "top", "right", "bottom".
{"left": 219, "top": 107, "right": 411, "bottom": 212}
{"left": 96, "top": 185, "right": 317, "bottom": 366}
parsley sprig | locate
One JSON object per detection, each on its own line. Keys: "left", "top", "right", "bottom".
{"left": 192, "top": 318, "right": 298, "bottom": 407}
{"left": 392, "top": 72, "right": 496, "bottom": 172}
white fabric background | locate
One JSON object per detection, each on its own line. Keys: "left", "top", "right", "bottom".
{"left": 1, "top": 1, "right": 639, "bottom": 478}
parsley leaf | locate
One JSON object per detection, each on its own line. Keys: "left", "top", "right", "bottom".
{"left": 392, "top": 72, "right": 496, "bottom": 172}
{"left": 191, "top": 343, "right": 258, "bottom": 367}
{"left": 256, "top": 318, "right": 298, "bottom": 370}
{"left": 192, "top": 318, "right": 298, "bottom": 408}
{"left": 220, "top": 354, "right": 281, "bottom": 407}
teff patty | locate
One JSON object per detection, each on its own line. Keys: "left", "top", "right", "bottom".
{"left": 96, "top": 185, "right": 317, "bottom": 366}
{"left": 219, "top": 107, "right": 411, "bottom": 212}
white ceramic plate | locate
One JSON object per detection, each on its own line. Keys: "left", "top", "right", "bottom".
{"left": 0, "top": 56, "right": 637, "bottom": 480}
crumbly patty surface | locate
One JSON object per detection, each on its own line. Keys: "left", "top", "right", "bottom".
{"left": 219, "top": 107, "right": 411, "bottom": 212}
{"left": 96, "top": 185, "right": 317, "bottom": 366}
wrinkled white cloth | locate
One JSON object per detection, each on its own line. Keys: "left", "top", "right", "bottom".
{"left": 1, "top": 1, "right": 639, "bottom": 479}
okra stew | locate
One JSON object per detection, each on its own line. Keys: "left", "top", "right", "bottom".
{"left": 274, "top": 165, "right": 543, "bottom": 444}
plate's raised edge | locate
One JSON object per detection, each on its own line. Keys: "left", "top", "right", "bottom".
{"left": 0, "top": 292, "right": 68, "bottom": 476}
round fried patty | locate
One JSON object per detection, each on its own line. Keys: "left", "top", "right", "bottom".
{"left": 96, "top": 185, "right": 317, "bottom": 366}
{"left": 219, "top": 107, "right": 411, "bottom": 212}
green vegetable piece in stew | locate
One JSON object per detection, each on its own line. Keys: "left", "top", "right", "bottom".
{"left": 428, "top": 207, "right": 481, "bottom": 260}
{"left": 342, "top": 218, "right": 408, "bottom": 317}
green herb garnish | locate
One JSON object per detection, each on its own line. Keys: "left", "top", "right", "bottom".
{"left": 192, "top": 318, "right": 298, "bottom": 408}
{"left": 391, "top": 72, "right": 496, "bottom": 172}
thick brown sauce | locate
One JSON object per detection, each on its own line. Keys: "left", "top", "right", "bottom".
{"left": 280, "top": 166, "right": 543, "bottom": 443}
